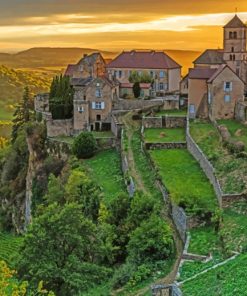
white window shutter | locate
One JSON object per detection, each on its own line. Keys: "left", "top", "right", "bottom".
{"left": 92, "top": 102, "right": 96, "bottom": 109}
{"left": 101, "top": 102, "right": 105, "bottom": 109}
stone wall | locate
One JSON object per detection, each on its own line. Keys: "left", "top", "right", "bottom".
{"left": 111, "top": 114, "right": 123, "bottom": 139}
{"left": 142, "top": 117, "right": 162, "bottom": 128}
{"left": 113, "top": 98, "right": 164, "bottom": 111}
{"left": 145, "top": 142, "right": 187, "bottom": 150}
{"left": 45, "top": 113, "right": 74, "bottom": 137}
{"left": 235, "top": 100, "right": 247, "bottom": 122}
{"left": 171, "top": 203, "right": 187, "bottom": 243}
{"left": 151, "top": 284, "right": 182, "bottom": 296}
{"left": 142, "top": 115, "right": 186, "bottom": 129}
{"left": 46, "top": 138, "right": 71, "bottom": 160}
{"left": 186, "top": 120, "right": 223, "bottom": 206}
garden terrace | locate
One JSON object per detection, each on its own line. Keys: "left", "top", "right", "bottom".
{"left": 144, "top": 128, "right": 186, "bottom": 143}
{"left": 83, "top": 149, "right": 126, "bottom": 204}
{"left": 155, "top": 109, "right": 187, "bottom": 117}
{"left": 190, "top": 120, "right": 247, "bottom": 193}
{"left": 150, "top": 149, "right": 217, "bottom": 216}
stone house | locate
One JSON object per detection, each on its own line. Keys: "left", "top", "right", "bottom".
{"left": 65, "top": 52, "right": 106, "bottom": 79}
{"left": 188, "top": 65, "right": 245, "bottom": 119}
{"left": 72, "top": 76, "right": 119, "bottom": 133}
{"left": 188, "top": 14, "right": 247, "bottom": 119}
{"left": 193, "top": 15, "right": 247, "bottom": 86}
{"left": 106, "top": 50, "right": 181, "bottom": 97}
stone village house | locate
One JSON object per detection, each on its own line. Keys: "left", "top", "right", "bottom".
{"left": 188, "top": 15, "right": 247, "bottom": 120}
{"left": 106, "top": 50, "right": 181, "bottom": 98}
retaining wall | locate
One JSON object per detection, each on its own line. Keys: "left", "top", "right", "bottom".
{"left": 186, "top": 119, "right": 223, "bottom": 206}
{"left": 142, "top": 115, "right": 186, "bottom": 129}
{"left": 113, "top": 98, "right": 164, "bottom": 111}
{"left": 111, "top": 114, "right": 123, "bottom": 139}
{"left": 145, "top": 142, "right": 187, "bottom": 150}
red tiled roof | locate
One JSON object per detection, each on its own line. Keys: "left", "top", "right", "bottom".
{"left": 121, "top": 82, "right": 151, "bottom": 89}
{"left": 188, "top": 68, "right": 217, "bottom": 80}
{"left": 106, "top": 50, "right": 181, "bottom": 70}
{"left": 64, "top": 64, "right": 77, "bottom": 77}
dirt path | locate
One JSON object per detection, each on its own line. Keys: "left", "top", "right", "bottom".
{"left": 121, "top": 112, "right": 149, "bottom": 195}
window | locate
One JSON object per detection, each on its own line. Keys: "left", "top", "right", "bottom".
{"left": 233, "top": 32, "right": 237, "bottom": 39}
{"left": 224, "top": 82, "right": 232, "bottom": 92}
{"left": 96, "top": 114, "right": 101, "bottom": 121}
{"left": 224, "top": 95, "right": 231, "bottom": 102}
{"left": 83, "top": 95, "right": 86, "bottom": 101}
{"left": 78, "top": 106, "right": 84, "bottom": 113}
{"left": 79, "top": 65, "right": 83, "bottom": 71}
{"left": 159, "top": 82, "right": 164, "bottom": 90}
{"left": 118, "top": 70, "right": 122, "bottom": 78}
{"left": 233, "top": 54, "right": 235, "bottom": 61}
{"left": 159, "top": 71, "right": 165, "bottom": 78}
{"left": 189, "top": 104, "right": 195, "bottom": 114}
{"left": 231, "top": 47, "right": 234, "bottom": 52}
{"left": 229, "top": 32, "right": 233, "bottom": 39}
{"left": 92, "top": 102, "right": 105, "bottom": 110}
{"left": 96, "top": 89, "right": 102, "bottom": 98}
{"left": 150, "top": 71, "right": 154, "bottom": 78}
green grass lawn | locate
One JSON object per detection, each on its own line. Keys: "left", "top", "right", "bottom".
{"left": 150, "top": 149, "right": 217, "bottom": 215}
{"left": 144, "top": 128, "right": 186, "bottom": 143}
{"left": 84, "top": 149, "right": 126, "bottom": 204}
{"left": 0, "top": 232, "right": 23, "bottom": 267}
{"left": 218, "top": 119, "right": 247, "bottom": 150}
{"left": 190, "top": 120, "right": 247, "bottom": 194}
{"left": 181, "top": 253, "right": 247, "bottom": 296}
{"left": 155, "top": 109, "right": 187, "bottom": 116}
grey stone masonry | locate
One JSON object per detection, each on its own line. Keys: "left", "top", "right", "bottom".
{"left": 145, "top": 142, "right": 187, "bottom": 150}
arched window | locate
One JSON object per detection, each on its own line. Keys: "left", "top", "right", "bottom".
{"left": 233, "top": 54, "right": 236, "bottom": 61}
{"left": 229, "top": 31, "right": 233, "bottom": 39}
{"left": 231, "top": 47, "right": 234, "bottom": 52}
{"left": 230, "top": 54, "right": 233, "bottom": 61}
{"left": 233, "top": 32, "right": 237, "bottom": 39}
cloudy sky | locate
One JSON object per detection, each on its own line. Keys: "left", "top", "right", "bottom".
{"left": 0, "top": 0, "right": 247, "bottom": 52}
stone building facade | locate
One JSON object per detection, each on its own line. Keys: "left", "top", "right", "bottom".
{"left": 188, "top": 15, "right": 247, "bottom": 119}
{"left": 106, "top": 50, "right": 181, "bottom": 97}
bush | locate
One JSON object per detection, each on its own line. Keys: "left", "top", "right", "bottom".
{"left": 111, "top": 262, "right": 136, "bottom": 289}
{"left": 72, "top": 132, "right": 97, "bottom": 159}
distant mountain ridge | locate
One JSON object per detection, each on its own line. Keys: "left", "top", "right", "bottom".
{"left": 0, "top": 47, "right": 201, "bottom": 75}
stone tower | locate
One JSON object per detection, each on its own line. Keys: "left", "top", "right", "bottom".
{"left": 223, "top": 15, "right": 247, "bottom": 85}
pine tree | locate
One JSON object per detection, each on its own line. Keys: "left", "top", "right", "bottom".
{"left": 11, "top": 87, "right": 33, "bottom": 142}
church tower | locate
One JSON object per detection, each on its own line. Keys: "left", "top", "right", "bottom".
{"left": 223, "top": 15, "right": 247, "bottom": 84}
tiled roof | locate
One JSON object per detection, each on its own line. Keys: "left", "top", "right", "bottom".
{"left": 188, "top": 68, "right": 217, "bottom": 80}
{"left": 207, "top": 64, "right": 245, "bottom": 84}
{"left": 64, "top": 64, "right": 77, "bottom": 77}
{"left": 224, "top": 15, "right": 246, "bottom": 28}
{"left": 193, "top": 49, "right": 224, "bottom": 65}
{"left": 106, "top": 50, "right": 181, "bottom": 69}
{"left": 77, "top": 52, "right": 104, "bottom": 66}
{"left": 120, "top": 82, "right": 151, "bottom": 89}
{"left": 70, "top": 77, "right": 93, "bottom": 87}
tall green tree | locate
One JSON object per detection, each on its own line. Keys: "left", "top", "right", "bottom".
{"left": 12, "top": 87, "right": 33, "bottom": 142}
{"left": 18, "top": 202, "right": 111, "bottom": 295}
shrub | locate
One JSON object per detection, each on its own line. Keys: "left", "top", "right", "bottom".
{"left": 72, "top": 132, "right": 97, "bottom": 159}
{"left": 133, "top": 82, "right": 141, "bottom": 98}
{"left": 111, "top": 262, "right": 136, "bottom": 289}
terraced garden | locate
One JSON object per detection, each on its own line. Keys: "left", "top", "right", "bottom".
{"left": 150, "top": 149, "right": 217, "bottom": 216}
{"left": 155, "top": 109, "right": 187, "bottom": 116}
{"left": 190, "top": 120, "right": 247, "bottom": 193}
{"left": 0, "top": 232, "right": 23, "bottom": 267}
{"left": 144, "top": 128, "right": 186, "bottom": 143}
{"left": 84, "top": 149, "right": 126, "bottom": 204}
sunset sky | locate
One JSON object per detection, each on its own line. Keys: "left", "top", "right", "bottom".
{"left": 0, "top": 0, "right": 247, "bottom": 52}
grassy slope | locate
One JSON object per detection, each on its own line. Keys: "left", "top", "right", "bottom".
{"left": 190, "top": 120, "right": 247, "bottom": 193}
{"left": 84, "top": 149, "right": 126, "bottom": 204}
{"left": 0, "top": 232, "right": 23, "bottom": 267}
{"left": 150, "top": 149, "right": 217, "bottom": 214}
{"left": 181, "top": 253, "right": 247, "bottom": 296}
{"left": 144, "top": 128, "right": 186, "bottom": 143}
{"left": 218, "top": 119, "right": 247, "bottom": 149}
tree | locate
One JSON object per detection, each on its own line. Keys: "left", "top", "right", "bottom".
{"left": 129, "top": 71, "right": 152, "bottom": 83}
{"left": 49, "top": 75, "right": 74, "bottom": 119}
{"left": 18, "top": 203, "right": 111, "bottom": 295}
{"left": 127, "top": 215, "right": 173, "bottom": 265}
{"left": 133, "top": 82, "right": 141, "bottom": 98}
{"left": 72, "top": 132, "right": 97, "bottom": 159}
{"left": 12, "top": 87, "right": 33, "bottom": 142}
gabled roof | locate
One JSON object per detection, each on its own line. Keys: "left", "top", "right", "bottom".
{"left": 207, "top": 64, "right": 245, "bottom": 84}
{"left": 64, "top": 64, "right": 77, "bottom": 77}
{"left": 188, "top": 68, "right": 217, "bottom": 80}
{"left": 106, "top": 50, "right": 181, "bottom": 69}
{"left": 224, "top": 15, "right": 246, "bottom": 28}
{"left": 70, "top": 77, "right": 93, "bottom": 87}
{"left": 193, "top": 49, "right": 224, "bottom": 65}
{"left": 77, "top": 52, "right": 105, "bottom": 66}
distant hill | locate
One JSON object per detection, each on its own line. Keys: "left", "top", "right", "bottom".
{"left": 0, "top": 47, "right": 200, "bottom": 75}
{"left": 0, "top": 47, "right": 117, "bottom": 69}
